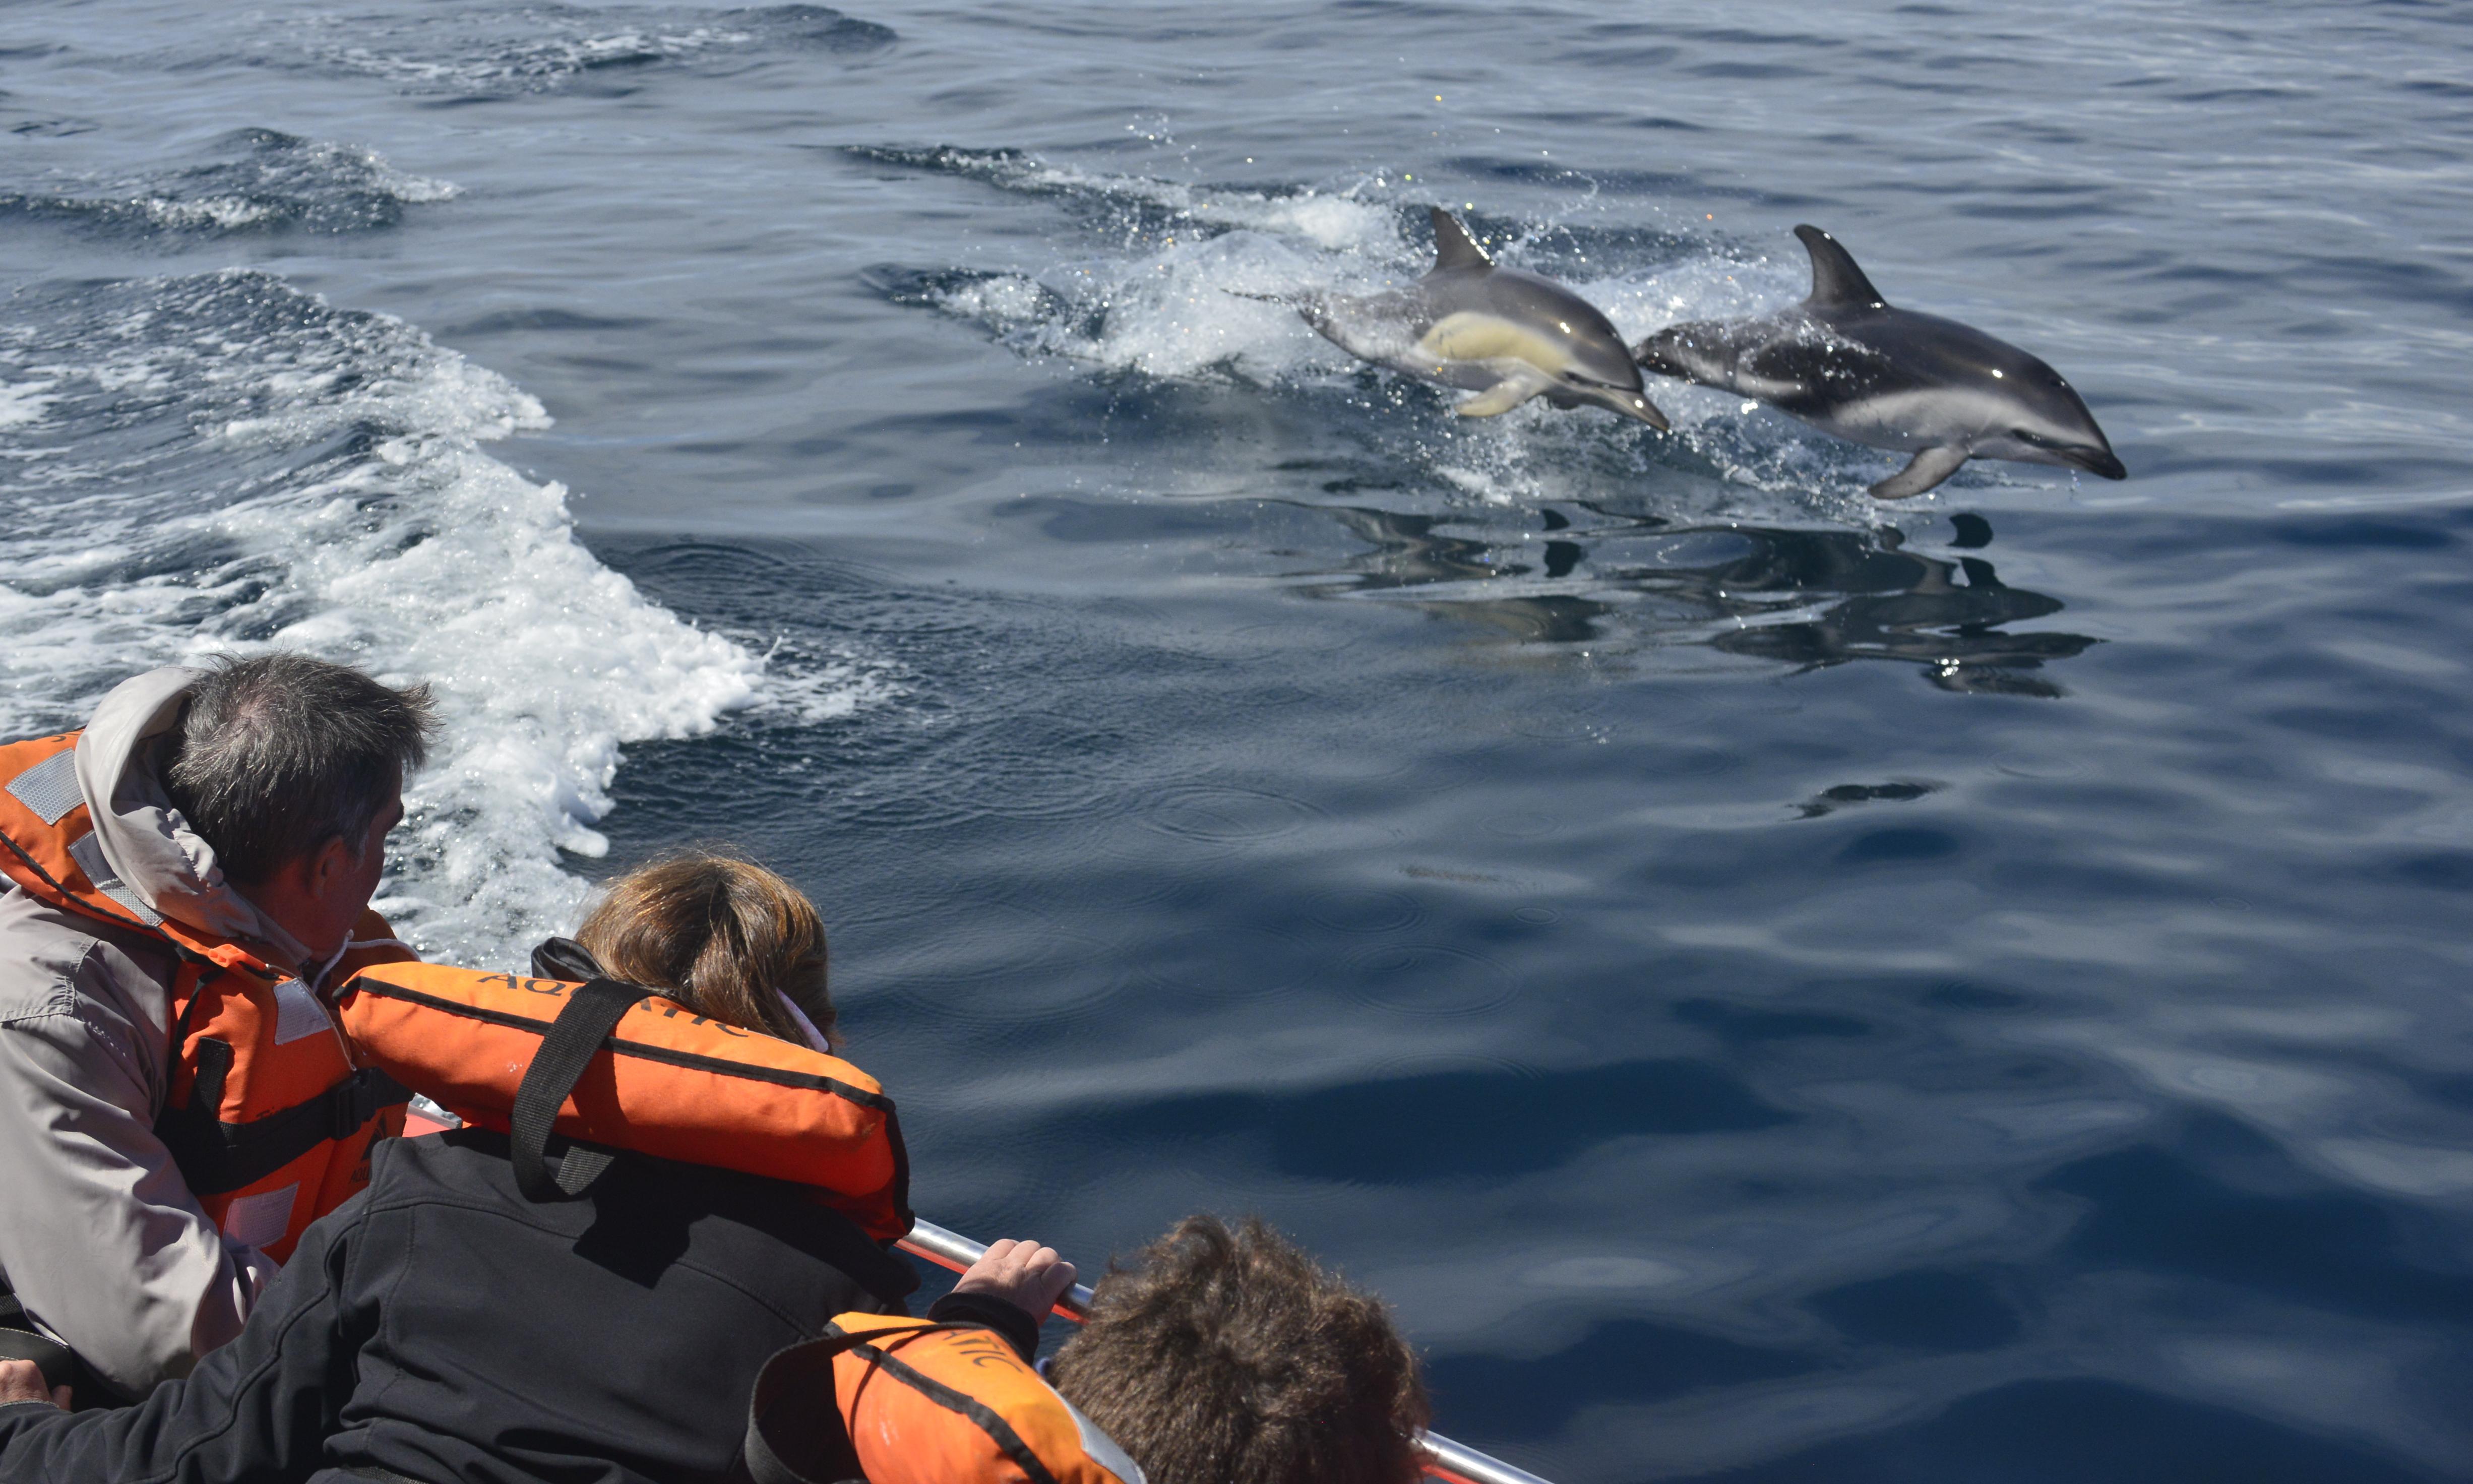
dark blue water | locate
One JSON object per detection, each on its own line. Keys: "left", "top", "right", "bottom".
{"left": 7, "top": 2, "right": 2473, "bottom": 1478}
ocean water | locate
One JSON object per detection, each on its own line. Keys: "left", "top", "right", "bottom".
{"left": 5, "top": 1, "right": 2472, "bottom": 1478}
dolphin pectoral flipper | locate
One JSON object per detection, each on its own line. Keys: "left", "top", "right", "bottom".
{"left": 1455, "top": 367, "right": 1554, "bottom": 417}
{"left": 1870, "top": 445, "right": 1970, "bottom": 500}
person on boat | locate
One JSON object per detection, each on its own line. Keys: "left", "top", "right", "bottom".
{"left": 1045, "top": 1214, "right": 1431, "bottom": 1484}
{"left": 737, "top": 1212, "right": 1429, "bottom": 1484}
{"left": 0, "top": 848, "right": 1078, "bottom": 1484}
{"left": 0, "top": 656, "right": 435, "bottom": 1404}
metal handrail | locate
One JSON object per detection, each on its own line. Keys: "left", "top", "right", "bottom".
{"left": 896, "top": 1218, "right": 1556, "bottom": 1484}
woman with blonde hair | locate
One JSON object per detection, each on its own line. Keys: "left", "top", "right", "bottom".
{"left": 537, "top": 848, "right": 842, "bottom": 1052}
{"left": 0, "top": 849, "right": 1073, "bottom": 1484}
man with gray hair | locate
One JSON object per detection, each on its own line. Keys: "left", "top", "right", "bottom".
{"left": 0, "top": 656, "right": 437, "bottom": 1404}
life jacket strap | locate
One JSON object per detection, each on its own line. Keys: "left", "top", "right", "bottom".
{"left": 509, "top": 979, "right": 644, "bottom": 1203}
{"left": 156, "top": 1053, "right": 411, "bottom": 1197}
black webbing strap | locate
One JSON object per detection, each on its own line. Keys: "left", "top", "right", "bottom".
{"left": 508, "top": 979, "right": 641, "bottom": 1203}
{"left": 157, "top": 1055, "right": 412, "bottom": 1197}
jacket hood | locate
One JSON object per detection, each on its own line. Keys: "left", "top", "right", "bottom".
{"left": 73, "top": 667, "right": 311, "bottom": 969}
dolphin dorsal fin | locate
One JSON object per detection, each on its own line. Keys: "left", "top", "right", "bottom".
{"left": 1794, "top": 225, "right": 1887, "bottom": 309}
{"left": 1430, "top": 208, "right": 1493, "bottom": 272}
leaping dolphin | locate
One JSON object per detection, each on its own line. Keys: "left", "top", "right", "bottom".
{"left": 1296, "top": 208, "right": 1668, "bottom": 428}
{"left": 1632, "top": 226, "right": 2124, "bottom": 499}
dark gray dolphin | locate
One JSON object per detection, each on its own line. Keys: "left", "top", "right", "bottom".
{"left": 1298, "top": 208, "right": 1667, "bottom": 428}
{"left": 1632, "top": 226, "right": 2124, "bottom": 499}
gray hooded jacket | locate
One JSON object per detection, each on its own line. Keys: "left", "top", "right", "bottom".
{"left": 0, "top": 667, "right": 332, "bottom": 1399}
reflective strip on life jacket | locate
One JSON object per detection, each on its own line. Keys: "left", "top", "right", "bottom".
{"left": 334, "top": 961, "right": 913, "bottom": 1241}
{"left": 741, "top": 1315, "right": 1145, "bottom": 1484}
{"left": 1, "top": 735, "right": 167, "bottom": 941}
{"left": 1, "top": 729, "right": 415, "bottom": 1262}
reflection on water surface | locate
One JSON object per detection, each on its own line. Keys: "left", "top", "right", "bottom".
{"left": 1298, "top": 503, "right": 2095, "bottom": 695}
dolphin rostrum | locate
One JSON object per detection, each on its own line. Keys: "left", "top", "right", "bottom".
{"left": 1297, "top": 208, "right": 1668, "bottom": 428}
{"left": 1632, "top": 226, "right": 2124, "bottom": 499}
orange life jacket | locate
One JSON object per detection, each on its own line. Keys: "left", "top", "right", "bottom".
{"left": 741, "top": 1314, "right": 1146, "bottom": 1484}
{"left": 334, "top": 961, "right": 912, "bottom": 1240}
{"left": 0, "top": 730, "right": 417, "bottom": 1261}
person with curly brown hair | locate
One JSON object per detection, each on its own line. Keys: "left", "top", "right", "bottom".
{"left": 1046, "top": 1214, "right": 1432, "bottom": 1484}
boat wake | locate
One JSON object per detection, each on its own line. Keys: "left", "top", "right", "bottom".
{"left": 0, "top": 269, "right": 887, "bottom": 966}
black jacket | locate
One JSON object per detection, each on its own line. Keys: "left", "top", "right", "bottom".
{"left": 0, "top": 1128, "right": 921, "bottom": 1484}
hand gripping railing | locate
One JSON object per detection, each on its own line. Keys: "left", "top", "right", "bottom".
{"left": 897, "top": 1219, "right": 1556, "bottom": 1484}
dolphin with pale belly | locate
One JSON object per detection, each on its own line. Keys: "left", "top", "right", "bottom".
{"left": 1632, "top": 225, "right": 2125, "bottom": 500}
{"left": 1296, "top": 207, "right": 1668, "bottom": 428}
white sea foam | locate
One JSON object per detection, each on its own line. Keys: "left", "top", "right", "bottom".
{"left": 0, "top": 270, "right": 886, "bottom": 966}
{"left": 919, "top": 147, "right": 1402, "bottom": 253}
{"left": 317, "top": 27, "right": 755, "bottom": 90}
{"left": 933, "top": 235, "right": 1365, "bottom": 384}
{"left": 0, "top": 379, "right": 57, "bottom": 429}
{"left": 1, "top": 131, "right": 460, "bottom": 237}
{"left": 283, "top": 4, "right": 893, "bottom": 96}
{"left": 865, "top": 147, "right": 1405, "bottom": 384}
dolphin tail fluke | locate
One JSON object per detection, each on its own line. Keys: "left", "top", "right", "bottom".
{"left": 1870, "top": 445, "right": 1969, "bottom": 500}
{"left": 1794, "top": 225, "right": 1888, "bottom": 311}
{"left": 1429, "top": 208, "right": 1493, "bottom": 272}
{"left": 1455, "top": 368, "right": 1553, "bottom": 418}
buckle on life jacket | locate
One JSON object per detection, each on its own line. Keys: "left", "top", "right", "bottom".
{"left": 330, "top": 1067, "right": 413, "bottom": 1142}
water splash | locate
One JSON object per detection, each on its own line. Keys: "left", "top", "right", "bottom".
{"left": 0, "top": 128, "right": 458, "bottom": 239}
{"left": 286, "top": 3, "right": 894, "bottom": 96}
{"left": 0, "top": 269, "right": 888, "bottom": 965}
